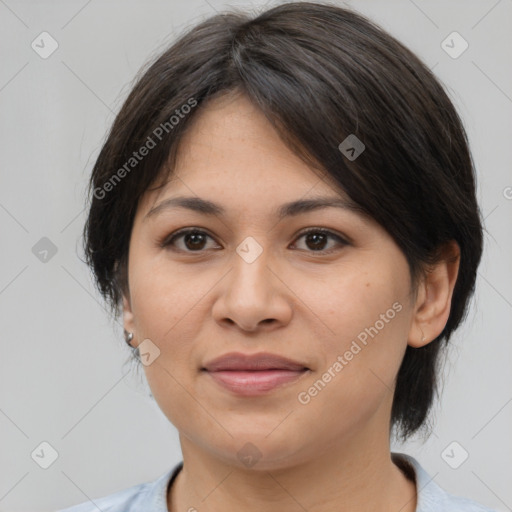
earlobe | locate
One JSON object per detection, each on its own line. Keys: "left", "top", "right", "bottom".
{"left": 122, "top": 293, "right": 136, "bottom": 338}
{"left": 408, "top": 241, "right": 460, "bottom": 348}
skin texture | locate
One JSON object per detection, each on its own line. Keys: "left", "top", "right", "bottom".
{"left": 122, "top": 91, "right": 460, "bottom": 512}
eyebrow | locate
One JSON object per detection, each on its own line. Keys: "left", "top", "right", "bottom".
{"left": 144, "top": 195, "right": 365, "bottom": 222}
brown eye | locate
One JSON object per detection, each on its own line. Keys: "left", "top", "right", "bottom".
{"left": 163, "top": 229, "right": 218, "bottom": 252}
{"left": 293, "top": 228, "right": 348, "bottom": 253}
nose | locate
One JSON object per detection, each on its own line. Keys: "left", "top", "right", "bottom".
{"left": 211, "top": 245, "right": 293, "bottom": 333}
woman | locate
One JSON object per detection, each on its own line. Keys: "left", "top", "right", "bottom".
{"left": 59, "top": 2, "right": 494, "bottom": 511}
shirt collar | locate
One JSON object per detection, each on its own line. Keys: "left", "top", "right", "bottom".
{"left": 146, "top": 461, "right": 183, "bottom": 512}
{"left": 149, "top": 454, "right": 447, "bottom": 512}
{"left": 393, "top": 452, "right": 449, "bottom": 511}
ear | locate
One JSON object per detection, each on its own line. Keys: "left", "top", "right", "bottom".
{"left": 123, "top": 291, "right": 137, "bottom": 346}
{"left": 408, "top": 240, "right": 461, "bottom": 348}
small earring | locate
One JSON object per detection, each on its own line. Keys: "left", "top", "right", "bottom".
{"left": 124, "top": 330, "right": 134, "bottom": 346}
{"left": 419, "top": 327, "right": 427, "bottom": 343}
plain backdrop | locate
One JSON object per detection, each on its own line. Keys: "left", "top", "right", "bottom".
{"left": 0, "top": 0, "right": 511, "bottom": 511}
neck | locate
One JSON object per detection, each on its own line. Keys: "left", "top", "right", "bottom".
{"left": 168, "top": 427, "right": 417, "bottom": 512}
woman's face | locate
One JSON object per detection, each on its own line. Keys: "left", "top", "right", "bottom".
{"left": 123, "top": 92, "right": 420, "bottom": 469}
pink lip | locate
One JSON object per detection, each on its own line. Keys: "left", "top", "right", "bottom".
{"left": 202, "top": 352, "right": 308, "bottom": 372}
{"left": 202, "top": 352, "right": 310, "bottom": 396}
{"left": 205, "top": 369, "right": 309, "bottom": 396}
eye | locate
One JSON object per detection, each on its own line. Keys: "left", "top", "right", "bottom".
{"left": 291, "top": 228, "right": 349, "bottom": 254}
{"left": 162, "top": 228, "right": 219, "bottom": 252}
{"left": 161, "top": 227, "right": 349, "bottom": 254}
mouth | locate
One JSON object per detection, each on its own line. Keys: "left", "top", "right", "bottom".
{"left": 201, "top": 352, "right": 310, "bottom": 396}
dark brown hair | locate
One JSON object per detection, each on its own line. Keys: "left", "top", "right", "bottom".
{"left": 82, "top": 1, "right": 483, "bottom": 440}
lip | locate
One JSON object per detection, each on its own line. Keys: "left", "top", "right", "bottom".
{"left": 202, "top": 352, "right": 310, "bottom": 396}
{"left": 202, "top": 352, "right": 308, "bottom": 372}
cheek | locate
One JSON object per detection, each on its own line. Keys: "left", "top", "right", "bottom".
{"left": 131, "top": 267, "right": 202, "bottom": 428}
{"left": 295, "top": 259, "right": 411, "bottom": 413}
{"left": 292, "top": 257, "right": 410, "bottom": 350}
{"left": 143, "top": 362, "right": 193, "bottom": 429}
{"left": 128, "top": 257, "right": 200, "bottom": 401}
{"left": 129, "top": 254, "right": 202, "bottom": 338}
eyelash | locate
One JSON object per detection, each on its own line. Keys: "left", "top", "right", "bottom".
{"left": 160, "top": 227, "right": 349, "bottom": 255}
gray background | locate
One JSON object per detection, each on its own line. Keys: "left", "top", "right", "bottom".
{"left": 0, "top": 0, "right": 511, "bottom": 510}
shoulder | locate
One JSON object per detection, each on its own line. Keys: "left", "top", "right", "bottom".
{"left": 55, "top": 481, "right": 149, "bottom": 512}
{"left": 56, "top": 463, "right": 182, "bottom": 512}
{"left": 392, "top": 452, "right": 497, "bottom": 512}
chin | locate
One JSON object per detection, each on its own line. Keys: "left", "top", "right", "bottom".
{"left": 202, "top": 430, "right": 311, "bottom": 471}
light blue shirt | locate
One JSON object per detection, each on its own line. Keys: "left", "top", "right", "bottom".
{"left": 56, "top": 453, "right": 496, "bottom": 511}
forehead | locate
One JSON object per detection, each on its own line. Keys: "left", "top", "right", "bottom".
{"left": 137, "top": 92, "right": 350, "bottom": 218}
